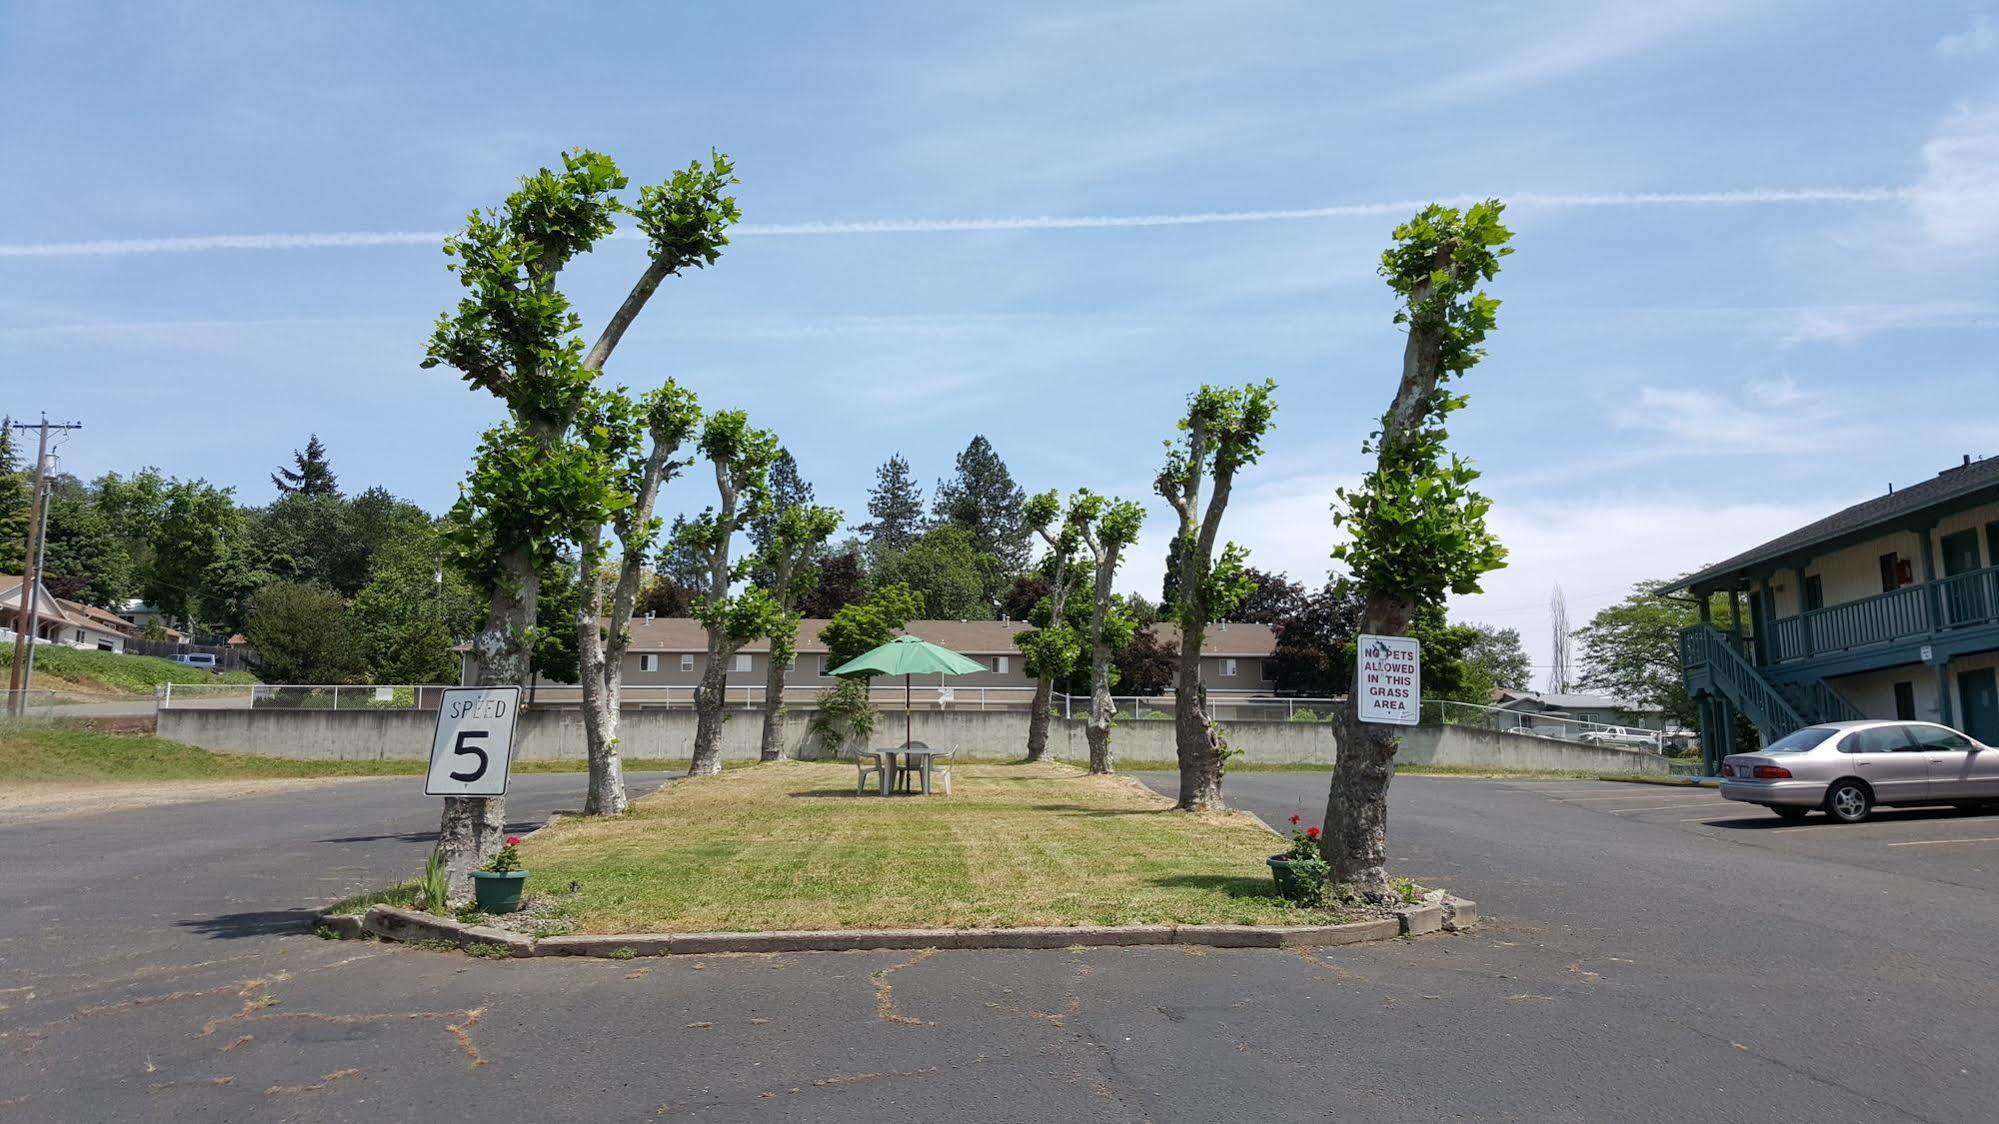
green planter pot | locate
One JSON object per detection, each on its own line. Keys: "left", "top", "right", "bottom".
{"left": 471, "top": 870, "right": 527, "bottom": 914}
{"left": 1266, "top": 855, "right": 1322, "bottom": 903}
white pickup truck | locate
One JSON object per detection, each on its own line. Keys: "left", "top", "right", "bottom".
{"left": 1580, "top": 725, "right": 1660, "bottom": 751}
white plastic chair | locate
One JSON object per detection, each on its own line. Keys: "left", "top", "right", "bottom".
{"left": 855, "top": 749, "right": 886, "bottom": 795}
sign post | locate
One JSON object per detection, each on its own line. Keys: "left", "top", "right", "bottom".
{"left": 1356, "top": 634, "right": 1421, "bottom": 726}
{"left": 425, "top": 686, "right": 521, "bottom": 798}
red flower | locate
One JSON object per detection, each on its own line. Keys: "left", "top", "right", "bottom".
{"left": 1306, "top": 826, "right": 1321, "bottom": 839}
{"left": 505, "top": 836, "right": 521, "bottom": 846}
{"left": 1289, "top": 814, "right": 1301, "bottom": 824}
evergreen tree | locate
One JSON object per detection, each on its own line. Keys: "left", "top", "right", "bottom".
{"left": 271, "top": 434, "right": 340, "bottom": 497}
{"left": 932, "top": 435, "right": 1029, "bottom": 573}
{"left": 858, "top": 453, "right": 924, "bottom": 552}
{"left": 0, "top": 419, "right": 28, "bottom": 574}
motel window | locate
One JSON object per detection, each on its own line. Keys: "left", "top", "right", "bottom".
{"left": 992, "top": 655, "right": 1008, "bottom": 674}
{"left": 1803, "top": 574, "right": 1824, "bottom": 612}
{"left": 1893, "top": 681, "right": 1917, "bottom": 721}
{"left": 1222, "top": 658, "right": 1238, "bottom": 677}
{"left": 1879, "top": 553, "right": 1900, "bottom": 594}
{"left": 639, "top": 654, "right": 657, "bottom": 672}
{"left": 679, "top": 654, "right": 694, "bottom": 672}
{"left": 733, "top": 653, "right": 751, "bottom": 673}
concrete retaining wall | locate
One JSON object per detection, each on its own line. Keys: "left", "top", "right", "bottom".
{"left": 157, "top": 706, "right": 1670, "bottom": 775}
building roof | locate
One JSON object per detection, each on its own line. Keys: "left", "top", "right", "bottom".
{"left": 618, "top": 617, "right": 1279, "bottom": 658}
{"left": 1670, "top": 455, "right": 1999, "bottom": 594}
{"left": 1495, "top": 688, "right": 1652, "bottom": 713}
{"left": 0, "top": 574, "right": 133, "bottom": 636}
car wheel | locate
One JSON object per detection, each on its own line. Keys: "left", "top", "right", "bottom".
{"left": 1824, "top": 780, "right": 1873, "bottom": 824}
{"left": 1772, "top": 805, "right": 1810, "bottom": 821}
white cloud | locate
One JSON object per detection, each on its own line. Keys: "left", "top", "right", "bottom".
{"left": 1937, "top": 13, "right": 1995, "bottom": 54}
{"left": 1611, "top": 379, "right": 1844, "bottom": 453}
{"left": 1910, "top": 98, "right": 1999, "bottom": 247}
{"left": 1451, "top": 495, "right": 1839, "bottom": 675}
{"left": 1776, "top": 301, "right": 1999, "bottom": 345}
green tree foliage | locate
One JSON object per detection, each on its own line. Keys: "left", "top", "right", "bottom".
{"left": 1329, "top": 203, "right": 1511, "bottom": 608}
{"left": 859, "top": 453, "right": 924, "bottom": 553}
{"left": 271, "top": 434, "right": 339, "bottom": 497}
{"left": 0, "top": 420, "right": 28, "bottom": 574}
{"left": 93, "top": 468, "right": 171, "bottom": 588}
{"left": 1265, "top": 581, "right": 1366, "bottom": 696}
{"left": 351, "top": 522, "right": 484, "bottom": 684}
{"left": 932, "top": 435, "right": 1029, "bottom": 574}
{"left": 1073, "top": 489, "right": 1146, "bottom": 774}
{"left": 243, "top": 582, "right": 370, "bottom": 684}
{"left": 1324, "top": 200, "right": 1514, "bottom": 891}
{"left": 530, "top": 557, "right": 583, "bottom": 686}
{"left": 749, "top": 495, "right": 843, "bottom": 762}
{"left": 39, "top": 487, "right": 131, "bottom": 608}
{"left": 796, "top": 543, "right": 867, "bottom": 618}
{"left": 145, "top": 479, "right": 260, "bottom": 632}
{"left": 254, "top": 493, "right": 353, "bottom": 592}
{"left": 872, "top": 525, "right": 994, "bottom": 620}
{"left": 1461, "top": 622, "right": 1532, "bottom": 693}
{"left": 818, "top": 583, "right": 924, "bottom": 669}
{"left": 1576, "top": 579, "right": 1713, "bottom": 728}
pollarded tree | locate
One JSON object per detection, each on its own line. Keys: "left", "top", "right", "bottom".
{"left": 424, "top": 147, "right": 739, "bottom": 894}
{"left": 1072, "top": 490, "right": 1146, "bottom": 775}
{"left": 1015, "top": 489, "right": 1086, "bottom": 762}
{"left": 1322, "top": 201, "right": 1512, "bottom": 892}
{"left": 680, "top": 409, "right": 785, "bottom": 775}
{"left": 1156, "top": 381, "right": 1277, "bottom": 811}
{"left": 573, "top": 381, "right": 702, "bottom": 815}
{"left": 751, "top": 501, "right": 843, "bottom": 762}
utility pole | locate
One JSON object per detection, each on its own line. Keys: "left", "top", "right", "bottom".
{"left": 8, "top": 416, "right": 83, "bottom": 716}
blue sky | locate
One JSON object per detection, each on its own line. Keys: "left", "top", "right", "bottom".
{"left": 4, "top": 1, "right": 1998, "bottom": 679}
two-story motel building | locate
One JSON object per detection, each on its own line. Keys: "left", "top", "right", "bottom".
{"left": 1670, "top": 455, "right": 1999, "bottom": 773}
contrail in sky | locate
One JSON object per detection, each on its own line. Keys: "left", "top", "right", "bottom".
{"left": 0, "top": 187, "right": 1924, "bottom": 257}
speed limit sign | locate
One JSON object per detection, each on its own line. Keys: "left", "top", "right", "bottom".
{"left": 425, "top": 686, "right": 521, "bottom": 797}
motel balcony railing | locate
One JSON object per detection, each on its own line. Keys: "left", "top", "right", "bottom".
{"left": 1763, "top": 564, "right": 1999, "bottom": 665}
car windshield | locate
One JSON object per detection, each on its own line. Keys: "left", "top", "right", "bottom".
{"left": 1761, "top": 726, "right": 1839, "bottom": 753}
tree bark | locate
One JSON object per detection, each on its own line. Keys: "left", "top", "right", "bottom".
{"left": 1025, "top": 674, "right": 1054, "bottom": 761}
{"left": 439, "top": 546, "right": 536, "bottom": 901}
{"left": 690, "top": 636, "right": 732, "bottom": 774}
{"left": 759, "top": 640, "right": 789, "bottom": 762}
{"left": 1083, "top": 539, "right": 1121, "bottom": 775}
{"left": 1324, "top": 592, "right": 1415, "bottom": 889}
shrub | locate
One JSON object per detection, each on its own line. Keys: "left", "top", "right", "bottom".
{"left": 805, "top": 678, "right": 877, "bottom": 756}
{"left": 1290, "top": 708, "right": 1319, "bottom": 722}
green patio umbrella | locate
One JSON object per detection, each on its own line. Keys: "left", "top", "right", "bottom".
{"left": 828, "top": 634, "right": 986, "bottom": 749}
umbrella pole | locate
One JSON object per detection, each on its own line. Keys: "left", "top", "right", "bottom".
{"left": 905, "top": 673, "right": 913, "bottom": 749}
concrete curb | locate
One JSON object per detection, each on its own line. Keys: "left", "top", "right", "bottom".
{"left": 328, "top": 901, "right": 1469, "bottom": 958}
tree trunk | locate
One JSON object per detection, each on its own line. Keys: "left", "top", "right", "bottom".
{"left": 1170, "top": 618, "right": 1224, "bottom": 808}
{"left": 1324, "top": 592, "right": 1416, "bottom": 889}
{"left": 1320, "top": 260, "right": 1447, "bottom": 892}
{"left": 438, "top": 547, "right": 536, "bottom": 901}
{"left": 759, "top": 646, "right": 788, "bottom": 762}
{"left": 1025, "top": 674, "right": 1054, "bottom": 761}
{"left": 1086, "top": 639, "right": 1115, "bottom": 774}
{"left": 690, "top": 635, "right": 732, "bottom": 775}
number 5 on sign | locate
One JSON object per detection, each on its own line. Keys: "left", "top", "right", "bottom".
{"left": 426, "top": 687, "right": 521, "bottom": 797}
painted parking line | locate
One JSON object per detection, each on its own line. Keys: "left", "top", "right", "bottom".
{"left": 1884, "top": 836, "right": 1999, "bottom": 847}
{"left": 1605, "top": 800, "right": 1732, "bottom": 814}
{"left": 1561, "top": 792, "right": 1711, "bottom": 803}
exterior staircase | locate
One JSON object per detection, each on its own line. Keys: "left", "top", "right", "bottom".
{"left": 1679, "top": 625, "right": 1863, "bottom": 742}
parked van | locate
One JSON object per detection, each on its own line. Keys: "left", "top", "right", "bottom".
{"left": 173, "top": 653, "right": 219, "bottom": 672}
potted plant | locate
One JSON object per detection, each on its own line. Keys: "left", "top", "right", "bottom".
{"left": 471, "top": 835, "right": 528, "bottom": 914}
{"left": 1267, "top": 815, "right": 1329, "bottom": 905}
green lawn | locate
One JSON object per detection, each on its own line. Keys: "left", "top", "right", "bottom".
{"left": 0, "top": 720, "right": 691, "bottom": 782}
{"left": 517, "top": 759, "right": 1333, "bottom": 934}
{"left": 1, "top": 644, "right": 257, "bottom": 695}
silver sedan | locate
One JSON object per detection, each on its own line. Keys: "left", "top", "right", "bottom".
{"left": 1720, "top": 720, "right": 1999, "bottom": 823}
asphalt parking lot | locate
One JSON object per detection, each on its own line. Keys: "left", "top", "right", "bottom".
{"left": 2, "top": 768, "right": 1994, "bottom": 1122}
